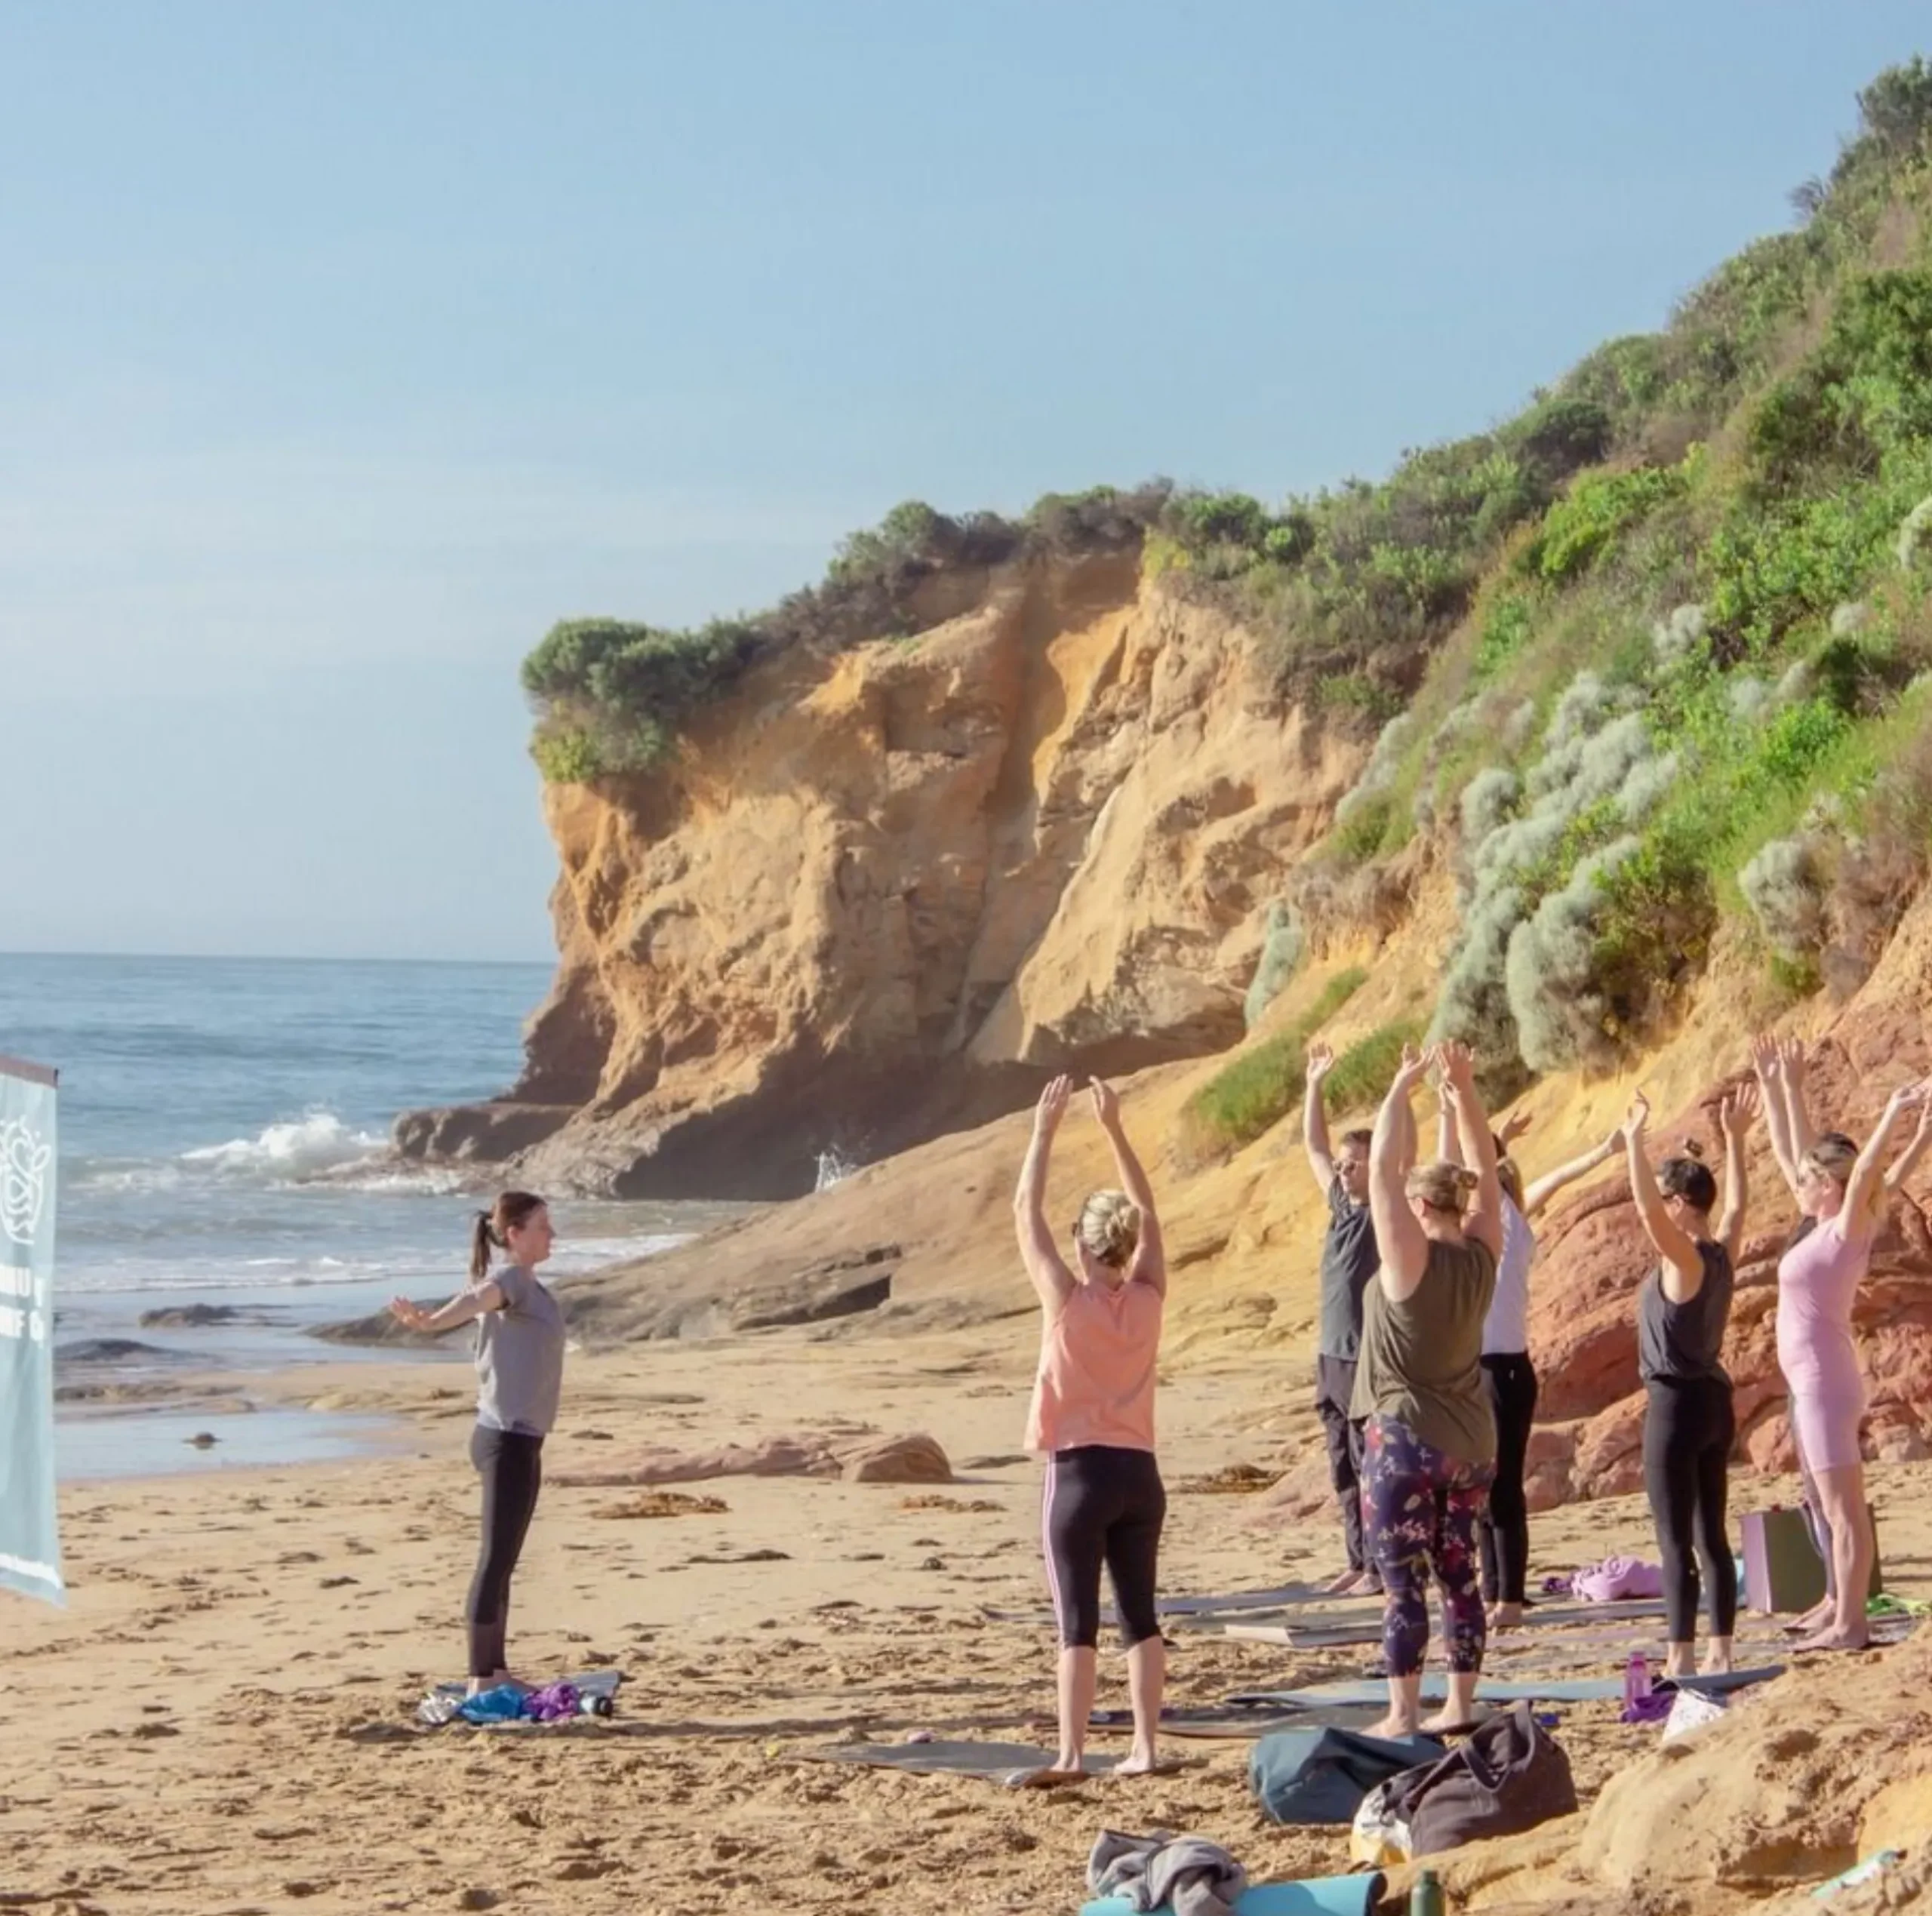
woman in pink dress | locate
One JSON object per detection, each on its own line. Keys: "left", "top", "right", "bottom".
{"left": 1751, "top": 1035, "right": 1932, "bottom": 1650}
{"left": 1016, "top": 1075, "right": 1168, "bottom": 1779}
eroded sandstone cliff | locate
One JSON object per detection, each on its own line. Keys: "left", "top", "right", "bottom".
{"left": 396, "top": 552, "right": 1364, "bottom": 1196}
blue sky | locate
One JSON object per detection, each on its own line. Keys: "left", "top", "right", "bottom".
{"left": 2, "top": 2, "right": 1925, "bottom": 960}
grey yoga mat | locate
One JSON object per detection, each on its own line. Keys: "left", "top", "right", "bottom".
{"left": 1217, "top": 1597, "right": 1669, "bottom": 1647}
{"left": 1092, "top": 1702, "right": 1392, "bottom": 1739}
{"left": 1155, "top": 1582, "right": 1329, "bottom": 1616}
{"left": 1226, "top": 1665, "right": 1785, "bottom": 1708}
{"left": 983, "top": 1582, "right": 1336, "bottom": 1628}
{"left": 795, "top": 1740, "right": 1118, "bottom": 1783}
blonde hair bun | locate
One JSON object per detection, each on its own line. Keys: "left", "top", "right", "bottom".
{"left": 1405, "top": 1159, "right": 1477, "bottom": 1214}
{"left": 1077, "top": 1189, "right": 1141, "bottom": 1269}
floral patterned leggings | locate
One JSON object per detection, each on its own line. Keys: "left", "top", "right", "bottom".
{"left": 1362, "top": 1415, "right": 1494, "bottom": 1676}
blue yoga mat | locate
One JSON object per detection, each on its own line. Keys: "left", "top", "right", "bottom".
{"left": 431, "top": 1668, "right": 622, "bottom": 1704}
{"left": 1082, "top": 1871, "right": 1384, "bottom": 1916}
{"left": 1226, "top": 1665, "right": 1785, "bottom": 1709}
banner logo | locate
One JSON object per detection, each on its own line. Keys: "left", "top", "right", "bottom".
{"left": 0, "top": 1116, "right": 49, "bottom": 1249}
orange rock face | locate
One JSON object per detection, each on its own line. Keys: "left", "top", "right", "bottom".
{"left": 396, "top": 555, "right": 1361, "bottom": 1198}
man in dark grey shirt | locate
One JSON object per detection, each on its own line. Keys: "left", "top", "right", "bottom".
{"left": 1303, "top": 1042, "right": 1381, "bottom": 1593}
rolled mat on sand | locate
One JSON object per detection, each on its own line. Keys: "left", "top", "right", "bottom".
{"left": 1081, "top": 1871, "right": 1385, "bottom": 1916}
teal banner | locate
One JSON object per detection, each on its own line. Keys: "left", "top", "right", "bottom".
{"left": 0, "top": 1054, "right": 61, "bottom": 1605}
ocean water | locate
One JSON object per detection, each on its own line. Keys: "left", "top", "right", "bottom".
{"left": 0, "top": 953, "right": 738, "bottom": 1476}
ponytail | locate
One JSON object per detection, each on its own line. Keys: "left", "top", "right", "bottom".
{"left": 469, "top": 1190, "right": 546, "bottom": 1282}
{"left": 469, "top": 1210, "right": 502, "bottom": 1283}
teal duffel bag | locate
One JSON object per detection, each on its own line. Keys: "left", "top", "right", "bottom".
{"left": 1249, "top": 1726, "right": 1447, "bottom": 1825}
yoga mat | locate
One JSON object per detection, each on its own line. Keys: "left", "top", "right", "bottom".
{"left": 1091, "top": 1702, "right": 1391, "bottom": 1739}
{"left": 794, "top": 1740, "right": 1118, "bottom": 1785}
{"left": 1223, "top": 1621, "right": 1383, "bottom": 1648}
{"left": 1156, "top": 1582, "right": 1330, "bottom": 1616}
{"left": 1223, "top": 1599, "right": 1669, "bottom": 1645}
{"left": 1226, "top": 1665, "right": 1785, "bottom": 1709}
{"left": 981, "top": 1582, "right": 1337, "bottom": 1629}
{"left": 1495, "top": 1597, "right": 1669, "bottom": 1627}
{"left": 1082, "top": 1872, "right": 1384, "bottom": 1916}
{"left": 431, "top": 1669, "right": 623, "bottom": 1704}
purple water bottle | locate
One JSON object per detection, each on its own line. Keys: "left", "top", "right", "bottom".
{"left": 1623, "top": 1652, "right": 1651, "bottom": 1712}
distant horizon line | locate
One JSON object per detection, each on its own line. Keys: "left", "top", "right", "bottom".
{"left": 0, "top": 948, "right": 557, "bottom": 968}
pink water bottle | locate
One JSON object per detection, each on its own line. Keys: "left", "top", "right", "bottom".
{"left": 1623, "top": 1652, "right": 1651, "bottom": 1711}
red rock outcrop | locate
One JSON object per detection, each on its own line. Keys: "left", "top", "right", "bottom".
{"left": 1518, "top": 905, "right": 1932, "bottom": 1503}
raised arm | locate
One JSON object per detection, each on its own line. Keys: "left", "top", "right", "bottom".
{"left": 389, "top": 1281, "right": 504, "bottom": 1335}
{"left": 1436, "top": 1074, "right": 1463, "bottom": 1167}
{"left": 1780, "top": 1035, "right": 1820, "bottom": 1161}
{"left": 1885, "top": 1090, "right": 1932, "bottom": 1194}
{"left": 1623, "top": 1091, "right": 1706, "bottom": 1299}
{"left": 1750, "top": 1032, "right": 1803, "bottom": 1204}
{"left": 1522, "top": 1124, "right": 1624, "bottom": 1219}
{"left": 1496, "top": 1109, "right": 1534, "bottom": 1154}
{"left": 1712, "top": 1081, "right": 1758, "bottom": 1263}
{"left": 1013, "top": 1077, "right": 1076, "bottom": 1313}
{"left": 1303, "top": 1043, "right": 1339, "bottom": 1193}
{"left": 1435, "top": 1041, "right": 1503, "bottom": 1262}
{"left": 1090, "top": 1079, "right": 1166, "bottom": 1296}
{"left": 1368, "top": 1044, "right": 1432, "bottom": 1298}
{"left": 1841, "top": 1082, "right": 1930, "bottom": 1250}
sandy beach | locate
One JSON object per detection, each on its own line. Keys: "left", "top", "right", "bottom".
{"left": 6, "top": 1319, "right": 1930, "bottom": 1916}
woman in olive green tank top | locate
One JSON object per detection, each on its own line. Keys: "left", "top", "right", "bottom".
{"left": 1352, "top": 1040, "right": 1503, "bottom": 1739}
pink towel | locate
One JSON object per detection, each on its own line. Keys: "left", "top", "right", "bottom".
{"left": 1571, "top": 1556, "right": 1663, "bottom": 1604}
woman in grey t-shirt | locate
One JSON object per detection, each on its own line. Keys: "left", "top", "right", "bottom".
{"left": 389, "top": 1190, "right": 565, "bottom": 1693}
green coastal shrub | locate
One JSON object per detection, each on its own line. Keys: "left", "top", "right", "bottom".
{"left": 1185, "top": 1034, "right": 1308, "bottom": 1157}
{"left": 521, "top": 490, "right": 1169, "bottom": 779}
{"left": 1520, "top": 461, "right": 1692, "bottom": 584}
{"left": 1243, "top": 903, "right": 1304, "bottom": 1029}
{"left": 1319, "top": 1020, "right": 1426, "bottom": 1115}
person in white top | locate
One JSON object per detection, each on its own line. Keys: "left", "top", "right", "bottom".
{"left": 1438, "top": 1099, "right": 1626, "bottom": 1627}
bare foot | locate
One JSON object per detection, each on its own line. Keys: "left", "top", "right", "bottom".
{"left": 1782, "top": 1600, "right": 1833, "bottom": 1635}
{"left": 1013, "top": 1765, "right": 1089, "bottom": 1790}
{"left": 1322, "top": 1564, "right": 1364, "bottom": 1594}
{"left": 1420, "top": 1703, "right": 1487, "bottom": 1733}
{"left": 1488, "top": 1601, "right": 1526, "bottom": 1632}
{"left": 1363, "top": 1712, "right": 1420, "bottom": 1740}
{"left": 1793, "top": 1626, "right": 1869, "bottom": 1653}
{"left": 1697, "top": 1650, "right": 1733, "bottom": 1676}
{"left": 1053, "top": 1749, "right": 1086, "bottom": 1773}
{"left": 1113, "top": 1748, "right": 1161, "bottom": 1776}
{"left": 466, "top": 1671, "right": 525, "bottom": 1697}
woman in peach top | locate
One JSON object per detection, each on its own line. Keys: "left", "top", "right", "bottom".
{"left": 1016, "top": 1075, "right": 1168, "bottom": 1779}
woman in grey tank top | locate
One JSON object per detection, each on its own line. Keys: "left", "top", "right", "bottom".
{"left": 389, "top": 1190, "right": 565, "bottom": 1693}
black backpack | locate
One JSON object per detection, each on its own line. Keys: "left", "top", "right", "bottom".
{"left": 1388, "top": 1702, "right": 1578, "bottom": 1856}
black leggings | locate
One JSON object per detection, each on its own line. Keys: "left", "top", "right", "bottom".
{"left": 467, "top": 1424, "right": 544, "bottom": 1678}
{"left": 1479, "top": 1353, "right": 1538, "bottom": 1605}
{"left": 1315, "top": 1355, "right": 1371, "bottom": 1578}
{"left": 1642, "top": 1377, "right": 1737, "bottom": 1643}
{"left": 1041, "top": 1445, "right": 1165, "bottom": 1648}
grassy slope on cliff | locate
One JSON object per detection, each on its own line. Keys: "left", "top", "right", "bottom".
{"left": 521, "top": 62, "right": 1932, "bottom": 1111}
